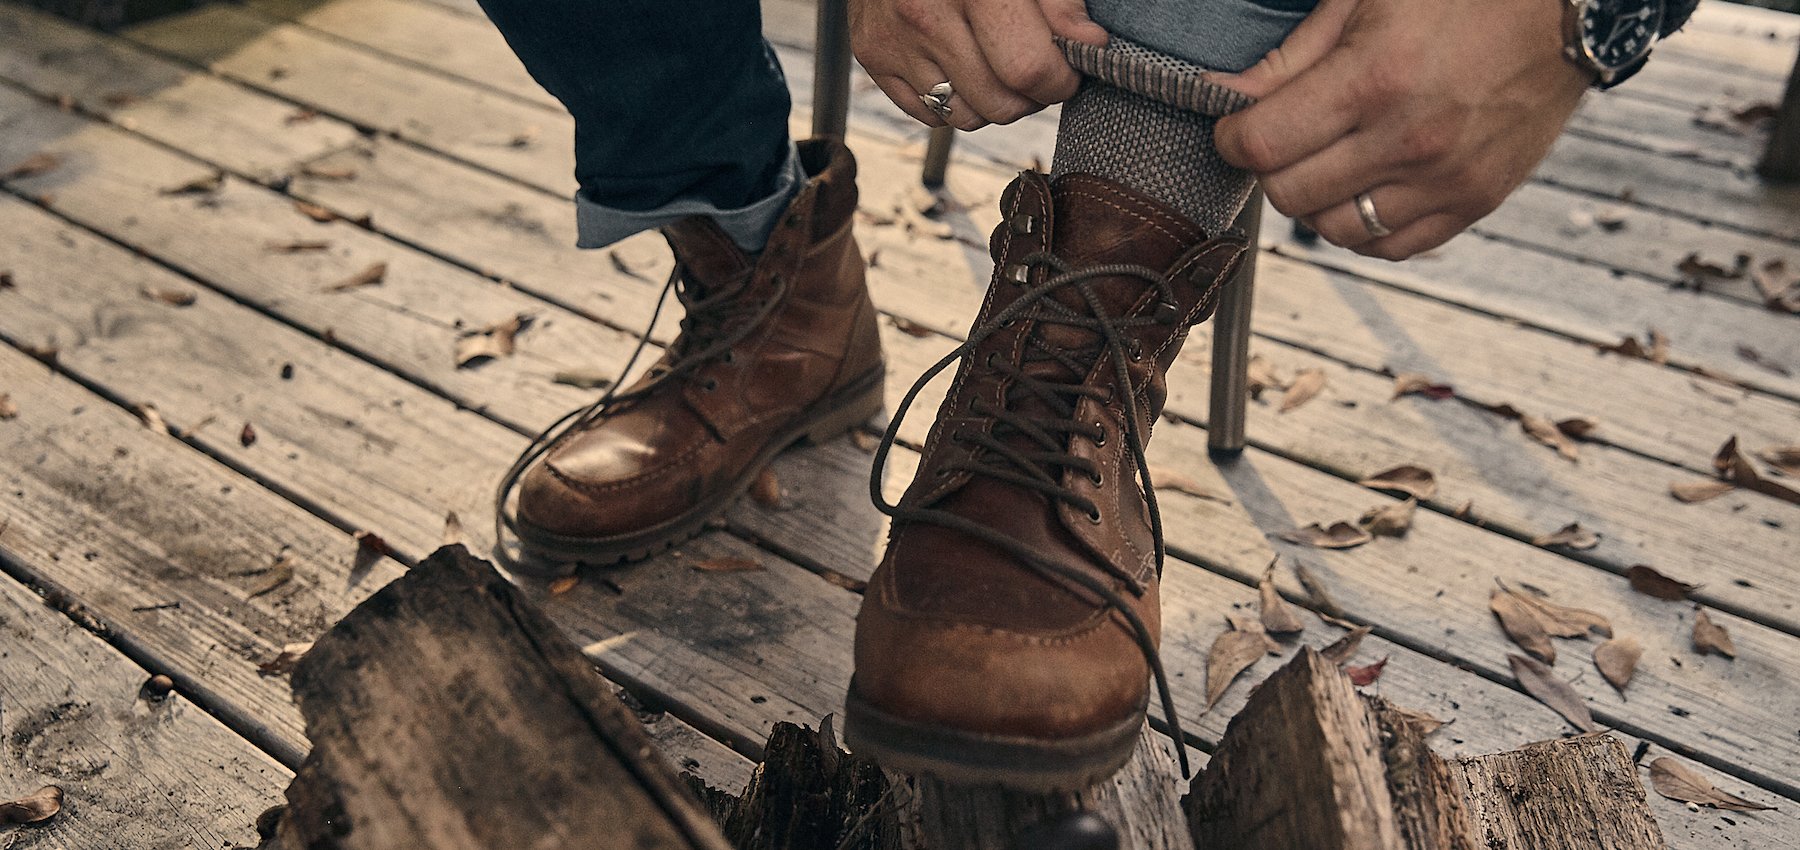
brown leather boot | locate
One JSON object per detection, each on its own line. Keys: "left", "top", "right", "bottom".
{"left": 504, "top": 139, "right": 884, "bottom": 574}
{"left": 846, "top": 171, "right": 1246, "bottom": 789}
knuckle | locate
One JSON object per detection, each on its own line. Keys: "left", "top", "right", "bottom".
{"left": 1229, "top": 125, "right": 1282, "bottom": 173}
{"left": 1359, "top": 61, "right": 1414, "bottom": 103}
{"left": 1260, "top": 182, "right": 1300, "bottom": 217}
{"left": 1398, "top": 121, "right": 1455, "bottom": 163}
{"left": 893, "top": 0, "right": 932, "bottom": 28}
{"left": 998, "top": 56, "right": 1058, "bottom": 94}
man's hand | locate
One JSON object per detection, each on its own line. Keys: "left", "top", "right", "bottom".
{"left": 1211, "top": 0, "right": 1593, "bottom": 260}
{"left": 851, "top": 0, "right": 1108, "bottom": 131}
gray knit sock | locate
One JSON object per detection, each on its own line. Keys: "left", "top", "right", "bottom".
{"left": 1050, "top": 43, "right": 1254, "bottom": 236}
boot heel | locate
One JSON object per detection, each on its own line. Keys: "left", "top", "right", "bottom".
{"left": 801, "top": 369, "right": 885, "bottom": 445}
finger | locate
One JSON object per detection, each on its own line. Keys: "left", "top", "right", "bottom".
{"left": 1354, "top": 211, "right": 1466, "bottom": 262}
{"left": 1304, "top": 185, "right": 1438, "bottom": 250}
{"left": 967, "top": 0, "right": 1081, "bottom": 105}
{"left": 1257, "top": 129, "right": 1395, "bottom": 218}
{"left": 928, "top": 17, "right": 1044, "bottom": 124}
{"left": 871, "top": 73, "right": 949, "bottom": 128}
{"left": 1207, "top": 0, "right": 1357, "bottom": 99}
{"left": 1040, "top": 0, "right": 1108, "bottom": 47}
{"left": 1214, "top": 47, "right": 1363, "bottom": 174}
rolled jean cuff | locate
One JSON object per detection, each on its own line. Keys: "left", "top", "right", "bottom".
{"left": 573, "top": 141, "right": 806, "bottom": 251}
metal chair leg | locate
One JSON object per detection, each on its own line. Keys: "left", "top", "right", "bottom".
{"left": 811, "top": 0, "right": 852, "bottom": 139}
{"left": 1208, "top": 188, "right": 1261, "bottom": 459}
{"left": 921, "top": 125, "right": 956, "bottom": 187}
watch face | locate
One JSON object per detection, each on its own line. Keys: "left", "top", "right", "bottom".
{"left": 1579, "top": 0, "right": 1663, "bottom": 72}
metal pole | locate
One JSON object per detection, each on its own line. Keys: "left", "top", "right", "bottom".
{"left": 1757, "top": 46, "right": 1800, "bottom": 183}
{"left": 811, "top": 0, "right": 852, "bottom": 138}
{"left": 1207, "top": 189, "right": 1261, "bottom": 459}
{"left": 920, "top": 125, "right": 956, "bottom": 187}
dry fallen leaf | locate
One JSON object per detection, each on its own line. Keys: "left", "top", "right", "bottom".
{"left": 1508, "top": 653, "right": 1597, "bottom": 733}
{"left": 552, "top": 369, "right": 613, "bottom": 390}
{"left": 1204, "top": 626, "right": 1268, "bottom": 709}
{"left": 1358, "top": 464, "right": 1437, "bottom": 499}
{"left": 455, "top": 313, "right": 531, "bottom": 368}
{"left": 1, "top": 152, "right": 61, "bottom": 181}
{"left": 1224, "top": 612, "right": 1282, "bottom": 654}
{"left": 0, "top": 394, "right": 16, "bottom": 421}
{"left": 1296, "top": 564, "right": 1349, "bottom": 621}
{"left": 0, "top": 270, "right": 12, "bottom": 289}
{"left": 300, "top": 163, "right": 357, "bottom": 181}
{"left": 1246, "top": 354, "right": 1284, "bottom": 401}
{"left": 1491, "top": 589, "right": 1558, "bottom": 664}
{"left": 159, "top": 171, "right": 225, "bottom": 196}
{"left": 247, "top": 552, "right": 295, "bottom": 598}
{"left": 1626, "top": 565, "right": 1698, "bottom": 600}
{"left": 1556, "top": 416, "right": 1601, "bottom": 440}
{"left": 1593, "top": 635, "right": 1642, "bottom": 695}
{"left": 850, "top": 430, "right": 879, "bottom": 454}
{"left": 1749, "top": 258, "right": 1800, "bottom": 314}
{"left": 1648, "top": 757, "right": 1773, "bottom": 811}
{"left": 1675, "top": 253, "right": 1748, "bottom": 291}
{"left": 293, "top": 200, "right": 338, "bottom": 222}
{"left": 441, "top": 511, "right": 467, "bottom": 547}
{"left": 1320, "top": 626, "right": 1372, "bottom": 666}
{"left": 751, "top": 468, "right": 783, "bottom": 508}
{"left": 548, "top": 575, "right": 580, "bottom": 595}
{"left": 1386, "top": 704, "right": 1448, "bottom": 736}
{"left": 821, "top": 571, "right": 868, "bottom": 593}
{"left": 693, "top": 557, "right": 762, "bottom": 573}
{"left": 1669, "top": 479, "right": 1735, "bottom": 504}
{"left": 1390, "top": 372, "right": 1454, "bottom": 400}
{"left": 1280, "top": 521, "right": 1371, "bottom": 549}
{"left": 1358, "top": 498, "right": 1415, "bottom": 537}
{"left": 1736, "top": 345, "right": 1793, "bottom": 378}
{"left": 1514, "top": 591, "right": 1612, "bottom": 639}
{"left": 323, "top": 261, "right": 387, "bottom": 292}
{"left": 1279, "top": 368, "right": 1326, "bottom": 413}
{"left": 266, "top": 239, "right": 332, "bottom": 254}
{"left": 1521, "top": 413, "right": 1578, "bottom": 461}
{"left": 239, "top": 422, "right": 257, "bottom": 447}
{"left": 354, "top": 530, "right": 390, "bottom": 558}
{"left": 140, "top": 285, "right": 197, "bottom": 307}
{"left": 1149, "top": 467, "right": 1232, "bottom": 504}
{"left": 1692, "top": 607, "right": 1736, "bottom": 659}
{"left": 1346, "top": 656, "right": 1388, "bottom": 686}
{"left": 1758, "top": 445, "right": 1800, "bottom": 476}
{"left": 0, "top": 785, "right": 64, "bottom": 825}
{"left": 1259, "top": 562, "right": 1305, "bottom": 635}
{"left": 1532, "top": 522, "right": 1600, "bottom": 550}
{"left": 257, "top": 641, "right": 313, "bottom": 677}
{"left": 1714, "top": 435, "right": 1800, "bottom": 506}
{"left": 889, "top": 315, "right": 933, "bottom": 337}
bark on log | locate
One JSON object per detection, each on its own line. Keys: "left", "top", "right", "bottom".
{"left": 270, "top": 544, "right": 733, "bottom": 850}
{"left": 1454, "top": 735, "right": 1667, "bottom": 850}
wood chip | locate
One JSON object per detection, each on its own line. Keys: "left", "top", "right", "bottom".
{"left": 1531, "top": 522, "right": 1600, "bottom": 550}
{"left": 1593, "top": 635, "right": 1642, "bottom": 695}
{"left": 1386, "top": 704, "right": 1448, "bottom": 736}
{"left": 0, "top": 394, "right": 17, "bottom": 421}
{"left": 257, "top": 641, "right": 313, "bottom": 677}
{"left": 1357, "top": 464, "right": 1437, "bottom": 499}
{"left": 0, "top": 785, "right": 64, "bottom": 825}
{"left": 323, "top": 261, "right": 387, "bottom": 292}
{"left": 1555, "top": 416, "right": 1601, "bottom": 440}
{"left": 888, "top": 315, "right": 933, "bottom": 337}
{"left": 239, "top": 422, "right": 257, "bottom": 447}
{"left": 159, "top": 171, "right": 226, "bottom": 196}
{"left": 454, "top": 313, "right": 531, "bottom": 367}
{"left": 1390, "top": 372, "right": 1454, "bottom": 400}
{"left": 1626, "top": 564, "right": 1698, "bottom": 600}
{"left": 139, "top": 285, "right": 197, "bottom": 306}
{"left": 1278, "top": 368, "right": 1326, "bottom": 413}
{"left": 266, "top": 239, "right": 332, "bottom": 253}
{"left": 820, "top": 571, "right": 868, "bottom": 593}
{"left": 1280, "top": 521, "right": 1371, "bottom": 549}
{"left": 547, "top": 575, "right": 580, "bottom": 596}
{"left": 1715, "top": 435, "right": 1800, "bottom": 505}
{"left": 299, "top": 163, "right": 357, "bottom": 181}
{"left": 1749, "top": 258, "right": 1800, "bottom": 313}
{"left": 1668, "top": 479, "right": 1735, "bottom": 503}
{"left": 1149, "top": 467, "right": 1232, "bottom": 504}
{"left": 551, "top": 369, "right": 613, "bottom": 390}
{"left": 1204, "top": 626, "right": 1268, "bottom": 709}
{"left": 750, "top": 468, "right": 783, "bottom": 508}
{"left": 1320, "top": 625, "right": 1371, "bottom": 665}
{"left": 1246, "top": 354, "right": 1284, "bottom": 400}
{"left": 134, "top": 402, "right": 169, "bottom": 434}
{"left": 1258, "top": 561, "right": 1305, "bottom": 635}
{"left": 1647, "top": 757, "right": 1773, "bottom": 811}
{"left": 1692, "top": 607, "right": 1736, "bottom": 659}
{"left": 850, "top": 430, "right": 879, "bottom": 454}
{"left": 1358, "top": 498, "right": 1415, "bottom": 537}
{"left": 1, "top": 152, "right": 61, "bottom": 180}
{"left": 1491, "top": 589, "right": 1557, "bottom": 664}
{"left": 0, "top": 270, "right": 13, "bottom": 289}
{"left": 693, "top": 557, "right": 762, "bottom": 573}
{"left": 1508, "top": 653, "right": 1597, "bottom": 733}
{"left": 1345, "top": 656, "right": 1388, "bottom": 686}
{"left": 441, "top": 511, "right": 468, "bottom": 548}
{"left": 247, "top": 553, "right": 295, "bottom": 598}
{"left": 293, "top": 200, "right": 339, "bottom": 222}
{"left": 1760, "top": 445, "right": 1800, "bottom": 477}
{"left": 1521, "top": 413, "right": 1578, "bottom": 461}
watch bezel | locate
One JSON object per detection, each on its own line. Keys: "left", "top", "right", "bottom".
{"left": 1562, "top": 0, "right": 1663, "bottom": 84}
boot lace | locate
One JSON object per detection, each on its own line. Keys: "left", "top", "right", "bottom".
{"left": 869, "top": 250, "right": 1193, "bottom": 777}
{"left": 493, "top": 265, "right": 787, "bottom": 567}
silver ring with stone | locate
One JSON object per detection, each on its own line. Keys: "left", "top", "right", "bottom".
{"left": 919, "top": 81, "right": 954, "bottom": 121}
{"left": 1355, "top": 192, "right": 1392, "bottom": 239}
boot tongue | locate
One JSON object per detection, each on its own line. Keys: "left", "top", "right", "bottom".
{"left": 662, "top": 216, "right": 755, "bottom": 298}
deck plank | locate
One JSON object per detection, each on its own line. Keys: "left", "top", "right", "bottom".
{"left": 0, "top": 554, "right": 287, "bottom": 849}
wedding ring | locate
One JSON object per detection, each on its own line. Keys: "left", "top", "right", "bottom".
{"left": 1355, "top": 192, "right": 1392, "bottom": 239}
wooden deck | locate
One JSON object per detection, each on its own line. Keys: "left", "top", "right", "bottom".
{"left": 0, "top": 0, "right": 1797, "bottom": 845}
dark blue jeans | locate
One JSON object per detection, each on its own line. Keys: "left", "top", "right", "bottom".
{"left": 475, "top": 0, "right": 1313, "bottom": 250}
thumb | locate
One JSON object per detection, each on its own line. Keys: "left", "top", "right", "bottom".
{"left": 1208, "top": 0, "right": 1356, "bottom": 99}
{"left": 1040, "top": 0, "right": 1109, "bottom": 47}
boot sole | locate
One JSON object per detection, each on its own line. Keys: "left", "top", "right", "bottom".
{"left": 509, "top": 367, "right": 886, "bottom": 577}
{"left": 843, "top": 679, "right": 1147, "bottom": 791}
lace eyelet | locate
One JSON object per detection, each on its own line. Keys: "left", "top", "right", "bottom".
{"left": 1086, "top": 508, "right": 1103, "bottom": 524}
{"left": 1087, "top": 471, "right": 1103, "bottom": 486}
{"left": 1005, "top": 264, "right": 1030, "bottom": 285}
{"left": 983, "top": 352, "right": 997, "bottom": 368}
{"left": 701, "top": 377, "right": 719, "bottom": 392}
{"left": 1154, "top": 301, "right": 1181, "bottom": 324}
{"left": 720, "top": 350, "right": 734, "bottom": 364}
{"left": 1092, "top": 422, "right": 1106, "bottom": 447}
{"left": 1009, "top": 213, "right": 1037, "bottom": 235}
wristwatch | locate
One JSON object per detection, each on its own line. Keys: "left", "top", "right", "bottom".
{"left": 1561, "top": 0, "right": 1666, "bottom": 90}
